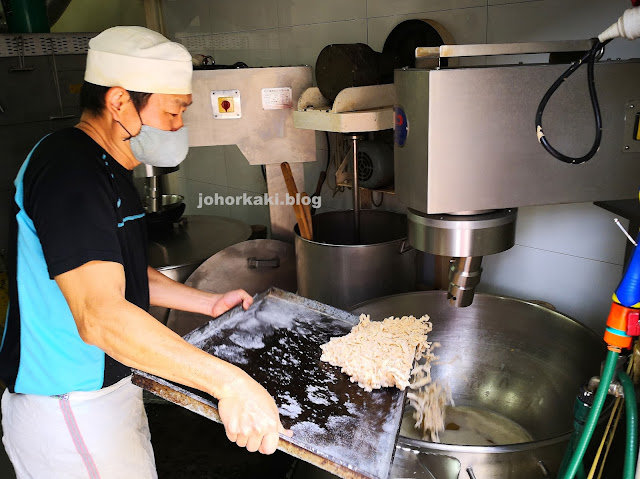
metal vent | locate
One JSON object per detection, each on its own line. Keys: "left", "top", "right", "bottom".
{"left": 176, "top": 34, "right": 211, "bottom": 52}
{"left": 357, "top": 152, "right": 374, "bottom": 182}
{"left": 0, "top": 33, "right": 96, "bottom": 57}
{"left": 209, "top": 33, "right": 249, "bottom": 51}
{"left": 177, "top": 32, "right": 249, "bottom": 53}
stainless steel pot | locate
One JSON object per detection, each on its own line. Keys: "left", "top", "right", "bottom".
{"left": 295, "top": 210, "right": 416, "bottom": 310}
{"left": 148, "top": 215, "right": 252, "bottom": 324}
{"left": 166, "top": 239, "right": 297, "bottom": 336}
{"left": 350, "top": 291, "right": 607, "bottom": 479}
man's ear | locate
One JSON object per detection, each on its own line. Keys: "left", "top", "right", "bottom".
{"left": 104, "top": 87, "right": 130, "bottom": 121}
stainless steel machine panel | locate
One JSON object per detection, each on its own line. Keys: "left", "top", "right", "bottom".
{"left": 395, "top": 60, "right": 640, "bottom": 214}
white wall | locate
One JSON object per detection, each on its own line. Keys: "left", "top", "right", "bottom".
{"left": 161, "top": 0, "right": 640, "bottom": 332}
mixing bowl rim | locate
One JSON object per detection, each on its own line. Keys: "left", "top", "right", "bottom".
{"left": 350, "top": 290, "right": 604, "bottom": 345}
{"left": 395, "top": 430, "right": 572, "bottom": 454}
{"left": 294, "top": 210, "right": 411, "bottom": 248}
{"left": 351, "top": 290, "right": 608, "bottom": 448}
{"left": 294, "top": 232, "right": 410, "bottom": 248}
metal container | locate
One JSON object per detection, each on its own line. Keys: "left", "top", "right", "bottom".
{"left": 295, "top": 210, "right": 416, "bottom": 310}
{"left": 166, "top": 240, "right": 297, "bottom": 336}
{"left": 350, "top": 291, "right": 607, "bottom": 479}
{"left": 148, "top": 215, "right": 252, "bottom": 324}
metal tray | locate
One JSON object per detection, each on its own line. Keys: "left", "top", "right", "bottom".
{"left": 132, "top": 288, "right": 407, "bottom": 479}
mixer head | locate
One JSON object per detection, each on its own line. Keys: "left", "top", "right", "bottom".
{"left": 407, "top": 208, "right": 517, "bottom": 307}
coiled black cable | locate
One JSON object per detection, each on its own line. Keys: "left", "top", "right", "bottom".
{"left": 535, "top": 39, "right": 611, "bottom": 164}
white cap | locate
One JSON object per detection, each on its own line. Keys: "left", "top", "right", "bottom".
{"left": 85, "top": 26, "right": 193, "bottom": 95}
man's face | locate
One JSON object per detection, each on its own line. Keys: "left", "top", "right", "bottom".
{"left": 139, "top": 93, "right": 193, "bottom": 132}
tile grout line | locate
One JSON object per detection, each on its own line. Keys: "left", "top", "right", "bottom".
{"left": 513, "top": 243, "right": 625, "bottom": 267}
{"left": 366, "top": 4, "right": 488, "bottom": 21}
{"left": 366, "top": 0, "right": 369, "bottom": 44}
{"left": 485, "top": 0, "right": 489, "bottom": 44}
{"left": 274, "top": 0, "right": 282, "bottom": 64}
{"left": 177, "top": 3, "right": 487, "bottom": 39}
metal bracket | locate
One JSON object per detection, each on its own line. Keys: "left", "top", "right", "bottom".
{"left": 623, "top": 101, "right": 640, "bottom": 153}
{"left": 9, "top": 36, "right": 33, "bottom": 72}
{"left": 588, "top": 376, "right": 625, "bottom": 397}
{"left": 247, "top": 256, "right": 280, "bottom": 269}
{"left": 335, "top": 144, "right": 353, "bottom": 187}
{"left": 48, "top": 38, "right": 75, "bottom": 121}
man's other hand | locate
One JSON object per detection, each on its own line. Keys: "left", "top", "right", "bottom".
{"left": 217, "top": 372, "right": 293, "bottom": 454}
{"left": 210, "top": 289, "right": 253, "bottom": 317}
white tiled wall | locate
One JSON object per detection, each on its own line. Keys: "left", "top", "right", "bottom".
{"left": 163, "top": 0, "right": 640, "bottom": 330}
{"left": 165, "top": 144, "right": 270, "bottom": 231}
{"left": 478, "top": 205, "right": 630, "bottom": 332}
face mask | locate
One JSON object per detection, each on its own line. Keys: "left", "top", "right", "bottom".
{"left": 130, "top": 125, "right": 190, "bottom": 168}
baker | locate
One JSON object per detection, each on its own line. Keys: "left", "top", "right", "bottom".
{"left": 0, "top": 26, "right": 291, "bottom": 478}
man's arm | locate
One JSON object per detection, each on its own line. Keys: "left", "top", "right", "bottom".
{"left": 56, "top": 260, "right": 291, "bottom": 454}
{"left": 147, "top": 266, "right": 251, "bottom": 318}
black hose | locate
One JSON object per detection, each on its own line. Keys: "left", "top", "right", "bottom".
{"left": 535, "top": 39, "right": 610, "bottom": 165}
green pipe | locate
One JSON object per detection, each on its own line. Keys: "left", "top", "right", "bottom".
{"left": 561, "top": 349, "right": 619, "bottom": 479}
{"left": 5, "top": 0, "right": 50, "bottom": 33}
{"left": 619, "top": 371, "right": 638, "bottom": 479}
{"left": 557, "top": 391, "right": 592, "bottom": 479}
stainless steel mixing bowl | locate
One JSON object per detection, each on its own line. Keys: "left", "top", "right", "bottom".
{"left": 351, "top": 291, "right": 608, "bottom": 479}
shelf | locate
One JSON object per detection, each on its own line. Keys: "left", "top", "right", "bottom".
{"left": 293, "top": 107, "right": 393, "bottom": 133}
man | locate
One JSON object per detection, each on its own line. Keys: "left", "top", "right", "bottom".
{"left": 0, "top": 26, "right": 291, "bottom": 478}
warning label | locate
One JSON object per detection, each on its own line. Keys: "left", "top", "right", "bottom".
{"left": 261, "top": 87, "right": 293, "bottom": 110}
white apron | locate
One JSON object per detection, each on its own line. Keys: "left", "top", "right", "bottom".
{"left": 1, "top": 376, "right": 157, "bottom": 479}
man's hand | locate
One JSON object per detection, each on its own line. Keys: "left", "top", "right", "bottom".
{"left": 210, "top": 289, "right": 253, "bottom": 317}
{"left": 57, "top": 262, "right": 288, "bottom": 455}
{"left": 217, "top": 370, "right": 293, "bottom": 454}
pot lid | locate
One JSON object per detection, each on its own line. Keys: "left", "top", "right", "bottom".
{"left": 166, "top": 239, "right": 297, "bottom": 336}
{"left": 148, "top": 215, "right": 251, "bottom": 270}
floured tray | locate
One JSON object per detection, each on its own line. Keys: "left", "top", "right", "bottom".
{"left": 132, "top": 288, "right": 406, "bottom": 479}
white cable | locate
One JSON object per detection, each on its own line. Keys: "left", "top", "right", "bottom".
{"left": 599, "top": 7, "right": 640, "bottom": 42}
{"left": 614, "top": 218, "right": 637, "bottom": 246}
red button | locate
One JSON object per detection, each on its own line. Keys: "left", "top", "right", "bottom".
{"left": 627, "top": 311, "right": 640, "bottom": 336}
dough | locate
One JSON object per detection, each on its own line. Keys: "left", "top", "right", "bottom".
{"left": 320, "top": 313, "right": 453, "bottom": 441}
{"left": 320, "top": 314, "right": 432, "bottom": 392}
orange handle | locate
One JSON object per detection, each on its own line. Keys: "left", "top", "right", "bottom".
{"left": 281, "top": 162, "right": 312, "bottom": 240}
{"left": 301, "top": 193, "right": 313, "bottom": 241}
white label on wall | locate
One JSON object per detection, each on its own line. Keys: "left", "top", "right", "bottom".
{"left": 261, "top": 87, "right": 293, "bottom": 110}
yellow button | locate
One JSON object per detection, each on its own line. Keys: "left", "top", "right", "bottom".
{"left": 635, "top": 113, "right": 640, "bottom": 141}
{"left": 218, "top": 97, "right": 234, "bottom": 113}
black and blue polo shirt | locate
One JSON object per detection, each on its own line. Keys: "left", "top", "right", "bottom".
{"left": 1, "top": 127, "right": 149, "bottom": 395}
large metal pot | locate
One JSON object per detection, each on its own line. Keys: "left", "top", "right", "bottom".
{"left": 148, "top": 215, "right": 252, "bottom": 324}
{"left": 350, "top": 291, "right": 607, "bottom": 479}
{"left": 295, "top": 210, "right": 416, "bottom": 310}
{"left": 166, "top": 239, "right": 297, "bottom": 336}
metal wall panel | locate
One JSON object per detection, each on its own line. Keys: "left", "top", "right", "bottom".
{"left": 185, "top": 67, "right": 316, "bottom": 165}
